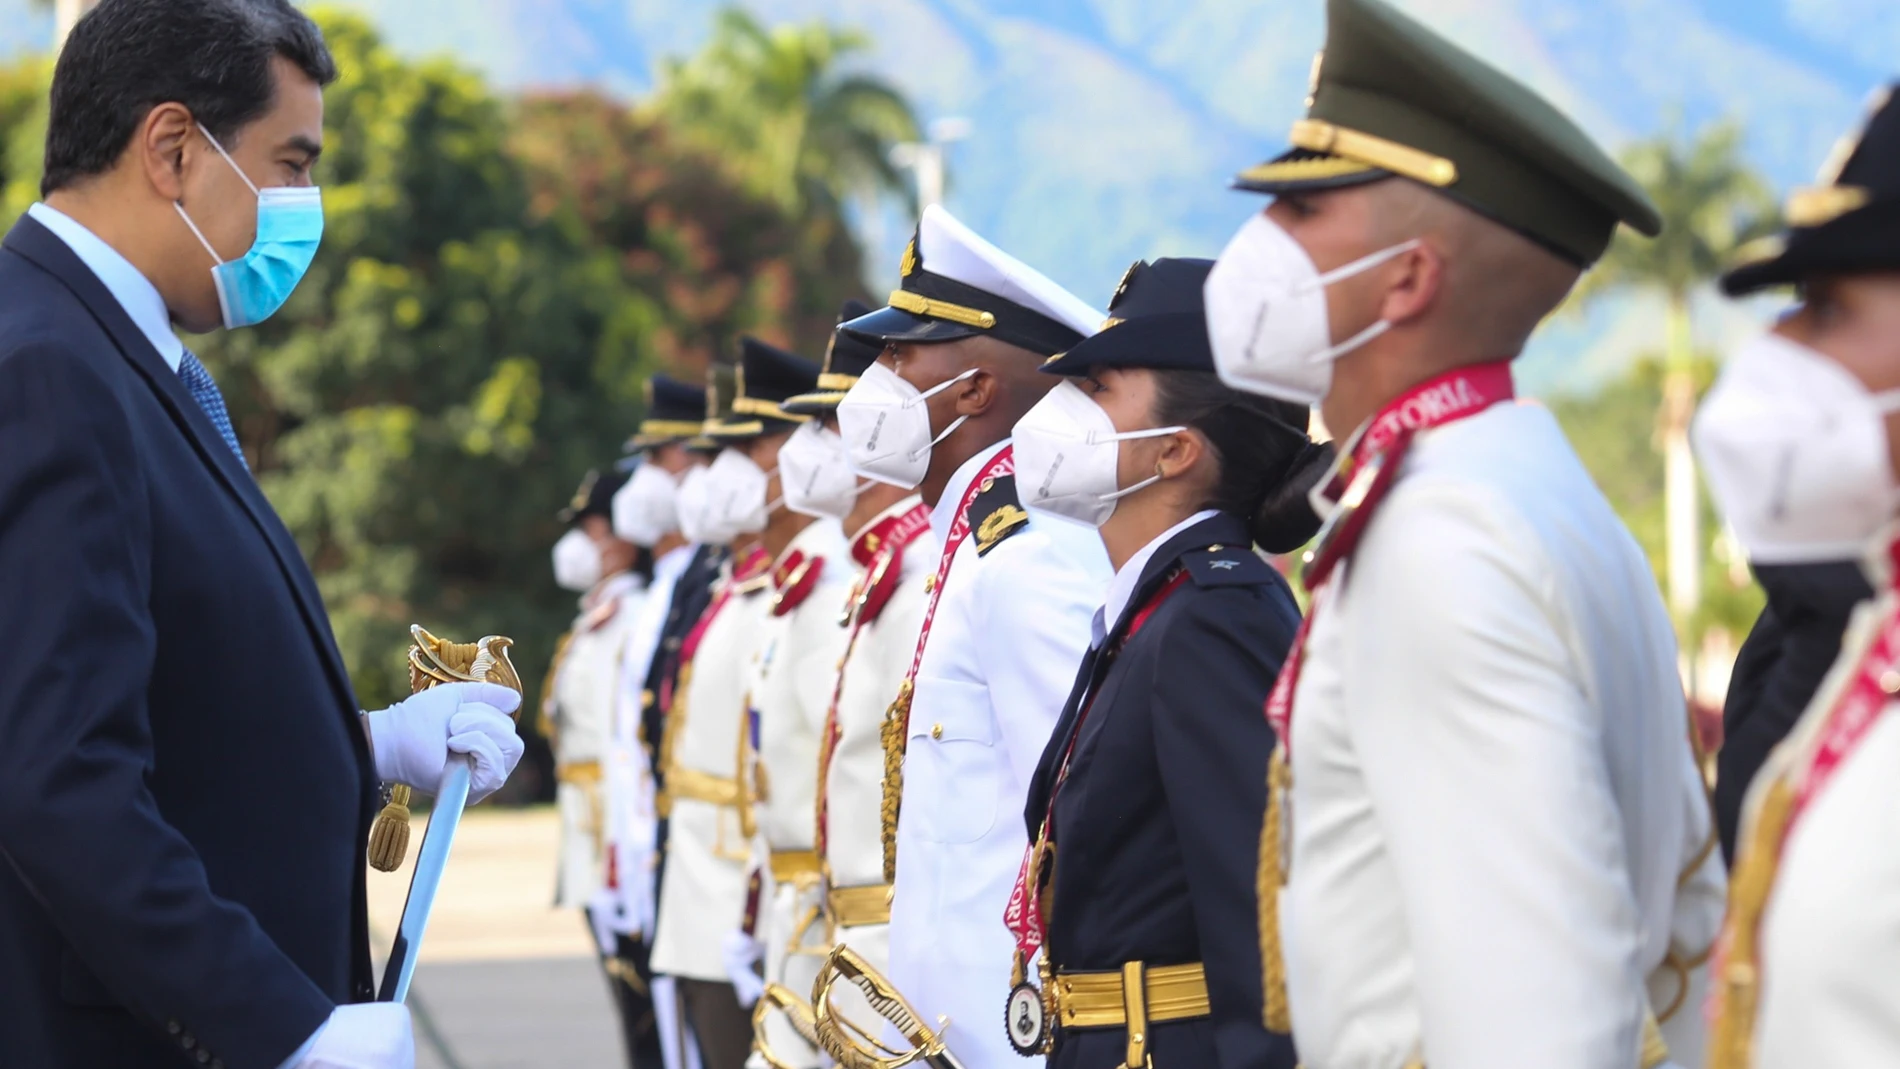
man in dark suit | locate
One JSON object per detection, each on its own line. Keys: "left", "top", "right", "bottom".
{"left": 0, "top": 3, "right": 524, "bottom": 1067}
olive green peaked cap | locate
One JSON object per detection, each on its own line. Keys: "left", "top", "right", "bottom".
{"left": 1234, "top": 0, "right": 1661, "bottom": 265}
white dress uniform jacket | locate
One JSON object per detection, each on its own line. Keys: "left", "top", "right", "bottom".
{"left": 750, "top": 519, "right": 852, "bottom": 1067}
{"left": 651, "top": 553, "right": 774, "bottom": 982}
{"left": 550, "top": 569, "right": 648, "bottom": 909}
{"left": 825, "top": 499, "right": 937, "bottom": 971}
{"left": 605, "top": 543, "right": 696, "bottom": 939}
{"left": 888, "top": 441, "right": 1110, "bottom": 1068}
{"left": 1751, "top": 574, "right": 1900, "bottom": 1068}
{"left": 1281, "top": 403, "right": 1726, "bottom": 1069}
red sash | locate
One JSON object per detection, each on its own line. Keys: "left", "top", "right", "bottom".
{"left": 1264, "top": 361, "right": 1515, "bottom": 752}
{"left": 815, "top": 500, "right": 932, "bottom": 864}
{"left": 1004, "top": 569, "right": 1191, "bottom": 968}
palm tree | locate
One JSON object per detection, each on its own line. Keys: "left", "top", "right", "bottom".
{"left": 1576, "top": 122, "right": 1777, "bottom": 654}
{"left": 653, "top": 8, "right": 921, "bottom": 218}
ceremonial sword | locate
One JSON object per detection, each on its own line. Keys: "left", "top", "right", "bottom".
{"left": 378, "top": 627, "right": 522, "bottom": 1003}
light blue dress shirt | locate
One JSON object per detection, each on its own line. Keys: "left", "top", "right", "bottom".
{"left": 27, "top": 202, "right": 186, "bottom": 372}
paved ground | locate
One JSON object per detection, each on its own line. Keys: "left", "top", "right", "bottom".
{"left": 367, "top": 806, "right": 625, "bottom": 1068}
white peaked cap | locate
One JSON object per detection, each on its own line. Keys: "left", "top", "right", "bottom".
{"left": 841, "top": 205, "right": 1105, "bottom": 357}
{"left": 915, "top": 206, "right": 1103, "bottom": 338}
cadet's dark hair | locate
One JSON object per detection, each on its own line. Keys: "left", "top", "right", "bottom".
{"left": 1150, "top": 370, "right": 1334, "bottom": 555}
{"left": 41, "top": 0, "right": 336, "bottom": 196}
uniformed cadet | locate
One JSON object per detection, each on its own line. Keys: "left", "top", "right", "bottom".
{"left": 1202, "top": 1, "right": 1725, "bottom": 1065}
{"left": 547, "top": 467, "right": 645, "bottom": 911}
{"left": 699, "top": 339, "right": 850, "bottom": 1069}
{"left": 1006, "top": 259, "right": 1324, "bottom": 1069}
{"left": 589, "top": 374, "right": 720, "bottom": 1069}
{"left": 831, "top": 206, "right": 1111, "bottom": 1068}
{"left": 651, "top": 358, "right": 779, "bottom": 1069}
{"left": 545, "top": 467, "right": 659, "bottom": 1063}
{"left": 1693, "top": 85, "right": 1900, "bottom": 1069}
{"left": 779, "top": 301, "right": 941, "bottom": 1035}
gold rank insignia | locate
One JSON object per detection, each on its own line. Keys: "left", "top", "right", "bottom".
{"left": 899, "top": 238, "right": 918, "bottom": 278}
{"left": 975, "top": 504, "right": 1029, "bottom": 555}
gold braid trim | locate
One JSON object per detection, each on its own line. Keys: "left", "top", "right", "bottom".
{"left": 878, "top": 682, "right": 913, "bottom": 884}
{"left": 656, "top": 662, "right": 693, "bottom": 818}
{"left": 1258, "top": 745, "right": 1291, "bottom": 1032}
{"left": 1706, "top": 775, "right": 1796, "bottom": 1069}
{"left": 738, "top": 690, "right": 759, "bottom": 840}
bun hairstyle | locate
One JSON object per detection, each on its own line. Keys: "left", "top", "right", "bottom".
{"left": 1150, "top": 370, "right": 1336, "bottom": 554}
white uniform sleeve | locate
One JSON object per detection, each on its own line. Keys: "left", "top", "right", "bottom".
{"left": 974, "top": 524, "right": 1107, "bottom": 789}
{"left": 1342, "top": 480, "right": 1647, "bottom": 1069}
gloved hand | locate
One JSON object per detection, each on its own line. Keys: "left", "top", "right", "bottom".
{"left": 722, "top": 928, "right": 766, "bottom": 1008}
{"left": 587, "top": 884, "right": 636, "bottom": 958}
{"left": 286, "top": 1003, "right": 413, "bottom": 1069}
{"left": 366, "top": 681, "right": 523, "bottom": 803}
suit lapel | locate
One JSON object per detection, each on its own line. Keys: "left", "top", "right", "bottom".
{"left": 4, "top": 216, "right": 359, "bottom": 717}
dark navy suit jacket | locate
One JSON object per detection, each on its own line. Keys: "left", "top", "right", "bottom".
{"left": 0, "top": 214, "right": 377, "bottom": 1069}
{"left": 1025, "top": 511, "right": 1300, "bottom": 1069}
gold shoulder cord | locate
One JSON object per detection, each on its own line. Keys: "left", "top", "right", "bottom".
{"left": 878, "top": 680, "right": 913, "bottom": 884}
{"left": 1257, "top": 745, "right": 1291, "bottom": 1032}
{"left": 1707, "top": 773, "right": 1796, "bottom": 1069}
{"left": 738, "top": 689, "right": 760, "bottom": 841}
{"left": 656, "top": 660, "right": 693, "bottom": 819}
{"left": 369, "top": 627, "right": 525, "bottom": 872}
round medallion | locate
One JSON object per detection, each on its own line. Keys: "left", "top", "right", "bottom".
{"left": 1005, "top": 981, "right": 1048, "bottom": 1056}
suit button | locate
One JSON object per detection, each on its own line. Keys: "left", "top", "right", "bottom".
{"left": 931, "top": 724, "right": 943, "bottom": 740}
{"left": 196, "top": 1050, "right": 211, "bottom": 1064}
{"left": 180, "top": 1035, "right": 195, "bottom": 1050}
{"left": 923, "top": 574, "right": 936, "bottom": 593}
{"left": 167, "top": 1021, "right": 182, "bottom": 1035}
{"left": 211, "top": 1061, "right": 225, "bottom": 1069}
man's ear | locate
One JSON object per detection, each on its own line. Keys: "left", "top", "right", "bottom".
{"left": 140, "top": 103, "right": 196, "bottom": 202}
{"left": 1378, "top": 241, "right": 1447, "bottom": 328}
{"left": 950, "top": 366, "right": 995, "bottom": 418}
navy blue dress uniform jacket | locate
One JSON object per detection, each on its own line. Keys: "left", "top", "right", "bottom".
{"left": 1024, "top": 511, "right": 1299, "bottom": 1069}
{"left": 0, "top": 215, "right": 377, "bottom": 1068}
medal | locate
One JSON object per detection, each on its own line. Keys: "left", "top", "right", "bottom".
{"left": 1004, "top": 979, "right": 1048, "bottom": 1056}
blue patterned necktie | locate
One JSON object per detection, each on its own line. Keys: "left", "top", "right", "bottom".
{"left": 176, "top": 350, "right": 249, "bottom": 471}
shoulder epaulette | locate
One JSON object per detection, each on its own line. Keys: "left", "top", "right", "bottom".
{"left": 770, "top": 551, "right": 826, "bottom": 617}
{"left": 1182, "top": 542, "right": 1276, "bottom": 587}
{"left": 970, "top": 474, "right": 1030, "bottom": 557}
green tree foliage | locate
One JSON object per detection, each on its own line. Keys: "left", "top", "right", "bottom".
{"left": 0, "top": 9, "right": 883, "bottom": 715}
{"left": 653, "top": 7, "right": 921, "bottom": 218}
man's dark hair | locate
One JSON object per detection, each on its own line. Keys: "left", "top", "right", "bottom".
{"left": 41, "top": 0, "right": 336, "bottom": 196}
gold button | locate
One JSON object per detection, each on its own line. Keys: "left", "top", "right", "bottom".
{"left": 931, "top": 723, "right": 944, "bottom": 740}
{"left": 1208, "top": 544, "right": 1222, "bottom": 552}
{"left": 924, "top": 574, "right": 937, "bottom": 592}
{"left": 1882, "top": 670, "right": 1900, "bottom": 695}
{"left": 979, "top": 477, "right": 995, "bottom": 492}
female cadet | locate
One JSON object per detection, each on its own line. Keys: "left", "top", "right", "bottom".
{"left": 1003, "top": 258, "right": 1327, "bottom": 1069}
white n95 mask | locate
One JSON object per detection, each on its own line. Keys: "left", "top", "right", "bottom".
{"left": 552, "top": 528, "right": 601, "bottom": 592}
{"left": 612, "top": 462, "right": 680, "bottom": 547}
{"left": 779, "top": 421, "right": 860, "bottom": 520}
{"left": 1205, "top": 212, "right": 1418, "bottom": 406}
{"left": 837, "top": 362, "right": 978, "bottom": 489}
{"left": 1695, "top": 331, "right": 1900, "bottom": 564}
{"left": 700, "top": 448, "right": 775, "bottom": 539}
{"left": 676, "top": 466, "right": 719, "bottom": 545}
{"left": 1012, "top": 380, "right": 1185, "bottom": 528}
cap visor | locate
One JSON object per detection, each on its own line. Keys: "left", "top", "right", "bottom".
{"left": 1233, "top": 148, "right": 1393, "bottom": 196}
{"left": 704, "top": 416, "right": 801, "bottom": 440}
{"left": 1039, "top": 314, "right": 1213, "bottom": 377}
{"left": 781, "top": 390, "right": 846, "bottom": 416}
{"left": 840, "top": 304, "right": 982, "bottom": 347}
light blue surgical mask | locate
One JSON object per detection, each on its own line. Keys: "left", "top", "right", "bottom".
{"left": 174, "top": 123, "right": 324, "bottom": 329}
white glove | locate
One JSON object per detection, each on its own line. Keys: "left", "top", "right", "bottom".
{"left": 587, "top": 884, "right": 635, "bottom": 957}
{"left": 366, "top": 681, "right": 524, "bottom": 802}
{"left": 722, "top": 928, "right": 765, "bottom": 1008}
{"left": 286, "top": 1003, "right": 413, "bottom": 1069}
